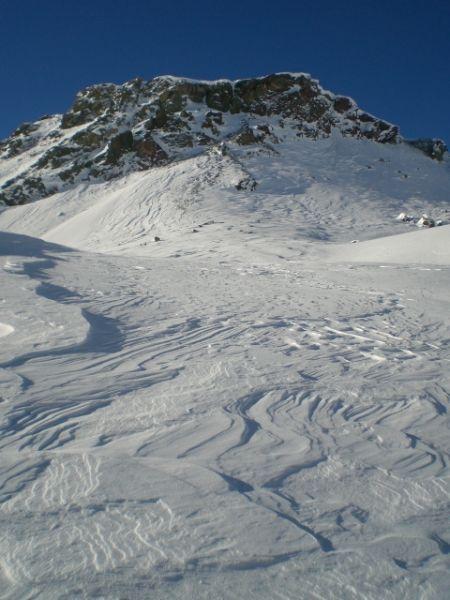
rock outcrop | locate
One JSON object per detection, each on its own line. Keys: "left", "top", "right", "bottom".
{"left": 0, "top": 72, "right": 444, "bottom": 206}
{"left": 406, "top": 138, "right": 447, "bottom": 162}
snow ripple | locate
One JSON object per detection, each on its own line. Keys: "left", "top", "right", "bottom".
{"left": 0, "top": 235, "right": 449, "bottom": 597}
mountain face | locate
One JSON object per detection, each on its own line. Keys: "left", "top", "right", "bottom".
{"left": 1, "top": 72, "right": 446, "bottom": 207}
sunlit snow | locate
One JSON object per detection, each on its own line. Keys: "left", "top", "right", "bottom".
{"left": 0, "top": 134, "right": 449, "bottom": 599}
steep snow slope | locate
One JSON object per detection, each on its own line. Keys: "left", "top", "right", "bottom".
{"left": 0, "top": 125, "right": 449, "bottom": 599}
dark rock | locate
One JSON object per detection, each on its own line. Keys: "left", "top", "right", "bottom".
{"left": 12, "top": 122, "right": 39, "bottom": 137}
{"left": 61, "top": 84, "right": 117, "bottom": 128}
{"left": 234, "top": 126, "right": 261, "bottom": 146}
{"left": 145, "top": 107, "right": 169, "bottom": 130}
{"left": 236, "top": 177, "right": 257, "bottom": 191}
{"left": 257, "top": 124, "right": 271, "bottom": 136}
{"left": 196, "top": 133, "right": 214, "bottom": 146}
{"left": 159, "top": 89, "right": 184, "bottom": 114}
{"left": 160, "top": 132, "right": 193, "bottom": 148}
{"left": 333, "top": 96, "right": 353, "bottom": 113}
{"left": 0, "top": 176, "right": 48, "bottom": 206}
{"left": 406, "top": 138, "right": 447, "bottom": 161}
{"left": 202, "top": 111, "right": 223, "bottom": 132}
{"left": 105, "top": 130, "right": 134, "bottom": 164}
{"left": 36, "top": 146, "right": 79, "bottom": 169}
{"left": 23, "top": 177, "right": 47, "bottom": 194}
{"left": 359, "top": 112, "right": 376, "bottom": 123}
{"left": 72, "top": 130, "right": 105, "bottom": 149}
{"left": 58, "top": 161, "right": 86, "bottom": 182}
{"left": 206, "top": 82, "right": 234, "bottom": 112}
{"left": 4, "top": 138, "right": 24, "bottom": 157}
{"left": 134, "top": 136, "right": 168, "bottom": 165}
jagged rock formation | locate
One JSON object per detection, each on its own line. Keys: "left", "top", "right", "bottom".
{"left": 0, "top": 72, "right": 445, "bottom": 206}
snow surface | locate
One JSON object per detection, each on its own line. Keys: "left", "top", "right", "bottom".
{"left": 0, "top": 135, "right": 449, "bottom": 599}
{"left": 0, "top": 323, "right": 14, "bottom": 338}
{"left": 328, "top": 225, "right": 450, "bottom": 265}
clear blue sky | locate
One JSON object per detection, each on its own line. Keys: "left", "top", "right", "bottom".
{"left": 1, "top": 0, "right": 449, "bottom": 143}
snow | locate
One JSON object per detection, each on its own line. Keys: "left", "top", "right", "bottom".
{"left": 0, "top": 322, "right": 14, "bottom": 337}
{"left": 153, "top": 72, "right": 314, "bottom": 86}
{"left": 328, "top": 225, "right": 450, "bottom": 265}
{"left": 0, "top": 134, "right": 449, "bottom": 598}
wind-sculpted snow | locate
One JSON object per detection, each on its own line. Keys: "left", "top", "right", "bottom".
{"left": 0, "top": 133, "right": 450, "bottom": 597}
{"left": 0, "top": 224, "right": 449, "bottom": 598}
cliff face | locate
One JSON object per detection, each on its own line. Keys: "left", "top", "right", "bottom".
{"left": 0, "top": 72, "right": 445, "bottom": 206}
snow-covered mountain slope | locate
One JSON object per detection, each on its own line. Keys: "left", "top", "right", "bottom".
{"left": 0, "top": 75, "right": 450, "bottom": 599}
{"left": 1, "top": 133, "right": 449, "bottom": 257}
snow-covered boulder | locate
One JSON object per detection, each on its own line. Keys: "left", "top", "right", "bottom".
{"left": 417, "top": 214, "right": 435, "bottom": 228}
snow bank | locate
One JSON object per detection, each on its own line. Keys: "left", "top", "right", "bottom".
{"left": 328, "top": 225, "right": 450, "bottom": 265}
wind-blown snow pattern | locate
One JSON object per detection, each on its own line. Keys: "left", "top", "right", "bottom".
{"left": 0, "top": 84, "right": 450, "bottom": 598}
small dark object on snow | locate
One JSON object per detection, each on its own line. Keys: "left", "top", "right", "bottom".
{"left": 192, "top": 229, "right": 199, "bottom": 233}
{"left": 154, "top": 236, "right": 161, "bottom": 242}
{"left": 236, "top": 177, "right": 257, "bottom": 191}
{"left": 396, "top": 212, "right": 414, "bottom": 223}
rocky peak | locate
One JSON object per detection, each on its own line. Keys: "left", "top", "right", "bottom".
{"left": 0, "top": 72, "right": 444, "bottom": 206}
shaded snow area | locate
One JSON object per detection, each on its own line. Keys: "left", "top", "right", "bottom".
{"left": 0, "top": 136, "right": 450, "bottom": 599}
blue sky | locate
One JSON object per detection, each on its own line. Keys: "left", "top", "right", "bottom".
{"left": 1, "top": 0, "right": 449, "bottom": 142}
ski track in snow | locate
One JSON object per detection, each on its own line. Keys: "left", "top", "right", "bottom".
{"left": 0, "top": 141, "right": 449, "bottom": 598}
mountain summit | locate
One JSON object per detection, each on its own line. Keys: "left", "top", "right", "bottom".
{"left": 1, "top": 72, "right": 446, "bottom": 206}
